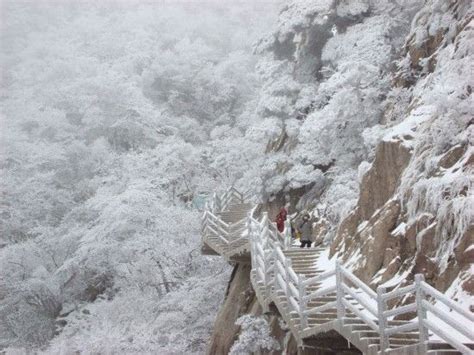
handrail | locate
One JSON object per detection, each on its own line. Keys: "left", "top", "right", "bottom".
{"left": 340, "top": 266, "right": 377, "bottom": 300}
{"left": 381, "top": 284, "right": 416, "bottom": 301}
{"left": 422, "top": 300, "right": 473, "bottom": 340}
{"left": 421, "top": 282, "right": 474, "bottom": 322}
{"left": 423, "top": 318, "right": 472, "bottom": 355}
{"left": 203, "top": 217, "right": 229, "bottom": 237}
{"left": 304, "top": 284, "right": 337, "bottom": 301}
{"left": 207, "top": 186, "right": 246, "bottom": 214}
{"left": 203, "top": 187, "right": 474, "bottom": 354}
{"left": 341, "top": 283, "right": 378, "bottom": 317}
{"left": 343, "top": 297, "right": 379, "bottom": 332}
{"left": 383, "top": 303, "right": 416, "bottom": 318}
{"left": 204, "top": 225, "right": 227, "bottom": 243}
{"left": 249, "top": 214, "right": 474, "bottom": 353}
{"left": 384, "top": 321, "right": 418, "bottom": 336}
{"left": 303, "top": 269, "right": 335, "bottom": 287}
{"left": 203, "top": 210, "right": 230, "bottom": 228}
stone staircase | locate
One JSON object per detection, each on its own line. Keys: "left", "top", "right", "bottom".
{"left": 201, "top": 193, "right": 253, "bottom": 260}
{"left": 201, "top": 188, "right": 474, "bottom": 354}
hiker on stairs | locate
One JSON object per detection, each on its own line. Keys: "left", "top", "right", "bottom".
{"left": 298, "top": 213, "right": 313, "bottom": 248}
{"left": 275, "top": 205, "right": 288, "bottom": 232}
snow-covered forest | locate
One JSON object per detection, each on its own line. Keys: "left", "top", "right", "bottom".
{"left": 1, "top": 0, "right": 472, "bottom": 353}
{"left": 0, "top": 1, "right": 280, "bottom": 352}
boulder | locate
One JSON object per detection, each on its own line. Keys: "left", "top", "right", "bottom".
{"left": 404, "top": 214, "right": 435, "bottom": 255}
{"left": 413, "top": 254, "right": 439, "bottom": 282}
{"left": 358, "top": 140, "right": 412, "bottom": 220}
{"left": 462, "top": 273, "right": 474, "bottom": 295}
{"left": 454, "top": 225, "right": 474, "bottom": 266}
{"left": 330, "top": 208, "right": 360, "bottom": 257}
{"left": 438, "top": 143, "right": 468, "bottom": 169}
{"left": 312, "top": 218, "right": 329, "bottom": 246}
{"left": 416, "top": 222, "right": 438, "bottom": 256}
{"left": 354, "top": 199, "right": 401, "bottom": 283}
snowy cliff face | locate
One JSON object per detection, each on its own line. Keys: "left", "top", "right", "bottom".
{"left": 252, "top": 0, "right": 425, "bottom": 228}
{"left": 0, "top": 2, "right": 279, "bottom": 352}
{"left": 331, "top": 0, "right": 473, "bottom": 307}
{"left": 209, "top": 0, "right": 472, "bottom": 352}
{"left": 253, "top": 0, "right": 473, "bottom": 296}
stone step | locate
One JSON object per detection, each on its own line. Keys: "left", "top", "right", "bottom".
{"left": 354, "top": 330, "right": 420, "bottom": 340}
{"left": 429, "top": 343, "right": 474, "bottom": 350}
{"left": 286, "top": 247, "right": 325, "bottom": 251}
{"left": 293, "top": 266, "right": 321, "bottom": 270}
{"left": 290, "top": 261, "right": 319, "bottom": 266}
{"left": 294, "top": 272, "right": 321, "bottom": 277}
{"left": 225, "top": 205, "right": 252, "bottom": 210}
{"left": 218, "top": 214, "right": 248, "bottom": 220}
{"left": 218, "top": 211, "right": 248, "bottom": 216}
{"left": 361, "top": 337, "right": 418, "bottom": 347}
{"left": 291, "top": 258, "right": 318, "bottom": 266}
{"left": 286, "top": 253, "right": 324, "bottom": 258}
{"left": 293, "top": 318, "right": 336, "bottom": 326}
{"left": 383, "top": 342, "right": 469, "bottom": 355}
{"left": 226, "top": 203, "right": 252, "bottom": 209}
{"left": 225, "top": 216, "right": 249, "bottom": 221}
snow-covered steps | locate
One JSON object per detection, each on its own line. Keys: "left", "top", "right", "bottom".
{"left": 203, "top": 187, "right": 474, "bottom": 354}
{"left": 201, "top": 191, "right": 254, "bottom": 261}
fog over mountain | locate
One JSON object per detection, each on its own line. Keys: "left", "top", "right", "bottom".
{"left": 0, "top": 2, "right": 280, "bottom": 352}
{"left": 1, "top": 0, "right": 472, "bottom": 354}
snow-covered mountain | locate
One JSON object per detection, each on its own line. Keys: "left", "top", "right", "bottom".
{"left": 208, "top": 0, "right": 473, "bottom": 353}
{"left": 0, "top": 0, "right": 471, "bottom": 353}
{"left": 0, "top": 2, "right": 279, "bottom": 353}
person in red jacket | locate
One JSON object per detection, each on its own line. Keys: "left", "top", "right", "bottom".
{"left": 275, "top": 206, "right": 288, "bottom": 233}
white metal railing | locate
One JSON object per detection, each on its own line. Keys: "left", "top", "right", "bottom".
{"left": 201, "top": 187, "right": 256, "bottom": 257}
{"left": 206, "top": 186, "right": 245, "bottom": 214}
{"left": 246, "top": 212, "right": 473, "bottom": 354}
{"left": 202, "top": 187, "right": 474, "bottom": 354}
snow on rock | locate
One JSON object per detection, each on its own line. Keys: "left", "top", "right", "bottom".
{"left": 330, "top": 0, "right": 473, "bottom": 314}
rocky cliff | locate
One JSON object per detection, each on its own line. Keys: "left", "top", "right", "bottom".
{"left": 330, "top": 0, "right": 473, "bottom": 301}
{"left": 208, "top": 0, "right": 473, "bottom": 353}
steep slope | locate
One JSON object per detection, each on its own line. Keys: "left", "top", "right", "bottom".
{"left": 209, "top": 0, "right": 473, "bottom": 353}
{"left": 0, "top": 2, "right": 279, "bottom": 352}
{"left": 331, "top": 0, "right": 473, "bottom": 307}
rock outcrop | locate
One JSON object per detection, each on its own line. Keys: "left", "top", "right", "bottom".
{"left": 330, "top": 0, "right": 473, "bottom": 302}
{"left": 207, "top": 262, "right": 361, "bottom": 354}
{"left": 207, "top": 264, "right": 257, "bottom": 355}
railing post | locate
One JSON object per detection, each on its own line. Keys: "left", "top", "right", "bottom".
{"left": 247, "top": 212, "right": 255, "bottom": 269}
{"left": 284, "top": 220, "right": 292, "bottom": 250}
{"left": 213, "top": 192, "right": 221, "bottom": 213}
{"left": 269, "top": 247, "right": 277, "bottom": 294}
{"left": 377, "top": 285, "right": 388, "bottom": 352}
{"left": 284, "top": 258, "right": 292, "bottom": 308}
{"left": 238, "top": 188, "right": 244, "bottom": 203}
{"left": 261, "top": 213, "right": 272, "bottom": 299}
{"left": 261, "top": 212, "right": 271, "bottom": 256}
{"left": 273, "top": 250, "right": 281, "bottom": 295}
{"left": 261, "top": 212, "right": 269, "bottom": 235}
{"left": 415, "top": 274, "right": 428, "bottom": 351}
{"left": 335, "top": 261, "right": 345, "bottom": 323}
{"left": 298, "top": 275, "right": 308, "bottom": 330}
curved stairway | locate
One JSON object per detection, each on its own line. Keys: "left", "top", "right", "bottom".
{"left": 201, "top": 188, "right": 254, "bottom": 261}
{"left": 201, "top": 188, "right": 474, "bottom": 354}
